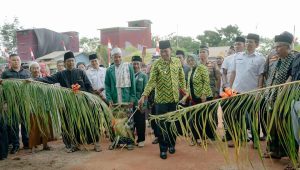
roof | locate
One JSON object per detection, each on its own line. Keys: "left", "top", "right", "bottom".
{"left": 128, "top": 20, "right": 152, "bottom": 24}
{"left": 99, "top": 27, "right": 148, "bottom": 31}
{"left": 208, "top": 46, "right": 230, "bottom": 58}
{"left": 36, "top": 51, "right": 82, "bottom": 61}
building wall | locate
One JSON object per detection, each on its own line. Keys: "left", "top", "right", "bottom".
{"left": 17, "top": 29, "right": 80, "bottom": 62}
{"left": 101, "top": 28, "right": 121, "bottom": 48}
{"left": 100, "top": 20, "right": 152, "bottom": 49}
{"left": 119, "top": 28, "right": 151, "bottom": 48}
{"left": 16, "top": 30, "right": 38, "bottom": 62}
{"left": 61, "top": 31, "right": 80, "bottom": 52}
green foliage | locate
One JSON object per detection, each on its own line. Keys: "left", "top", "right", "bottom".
{"left": 80, "top": 37, "right": 100, "bottom": 54}
{"left": 0, "top": 17, "right": 23, "bottom": 53}
{"left": 294, "top": 44, "right": 300, "bottom": 52}
{"left": 96, "top": 45, "right": 109, "bottom": 67}
{"left": 197, "top": 30, "right": 221, "bottom": 47}
{"left": 218, "top": 25, "right": 242, "bottom": 46}
{"left": 0, "top": 79, "right": 113, "bottom": 145}
{"left": 170, "top": 36, "right": 200, "bottom": 54}
{"left": 196, "top": 25, "right": 242, "bottom": 47}
{"left": 258, "top": 37, "right": 275, "bottom": 56}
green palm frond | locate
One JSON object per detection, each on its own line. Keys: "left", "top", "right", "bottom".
{"left": 150, "top": 80, "right": 300, "bottom": 167}
{"left": 0, "top": 79, "right": 113, "bottom": 145}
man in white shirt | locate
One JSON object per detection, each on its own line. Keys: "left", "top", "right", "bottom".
{"left": 86, "top": 54, "right": 106, "bottom": 100}
{"left": 229, "top": 33, "right": 265, "bottom": 147}
{"left": 221, "top": 36, "right": 245, "bottom": 88}
{"left": 230, "top": 34, "right": 265, "bottom": 93}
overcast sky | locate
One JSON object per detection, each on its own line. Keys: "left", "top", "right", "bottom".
{"left": 0, "top": 0, "right": 299, "bottom": 40}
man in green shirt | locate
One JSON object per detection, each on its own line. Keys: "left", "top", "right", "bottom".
{"left": 105, "top": 48, "right": 136, "bottom": 150}
{"left": 132, "top": 56, "right": 148, "bottom": 147}
{"left": 138, "top": 40, "right": 187, "bottom": 159}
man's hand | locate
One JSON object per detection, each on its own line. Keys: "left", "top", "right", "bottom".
{"left": 138, "top": 96, "right": 145, "bottom": 110}
{"left": 179, "top": 95, "right": 189, "bottom": 105}
{"left": 109, "top": 101, "right": 113, "bottom": 108}
{"left": 24, "top": 78, "right": 33, "bottom": 83}
{"left": 201, "top": 96, "right": 207, "bottom": 103}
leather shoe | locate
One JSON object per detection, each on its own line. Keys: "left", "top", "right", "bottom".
{"left": 160, "top": 152, "right": 167, "bottom": 159}
{"left": 169, "top": 147, "right": 176, "bottom": 154}
{"left": 259, "top": 136, "right": 266, "bottom": 141}
{"left": 0, "top": 157, "right": 7, "bottom": 161}
{"left": 10, "top": 147, "right": 19, "bottom": 154}
{"left": 152, "top": 138, "right": 158, "bottom": 144}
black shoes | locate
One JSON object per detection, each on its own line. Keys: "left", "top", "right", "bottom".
{"left": 152, "top": 138, "right": 158, "bottom": 144}
{"left": 0, "top": 157, "right": 7, "bottom": 161}
{"left": 169, "top": 147, "right": 176, "bottom": 154}
{"left": 160, "top": 152, "right": 167, "bottom": 159}
{"left": 23, "top": 145, "right": 30, "bottom": 150}
{"left": 259, "top": 136, "right": 266, "bottom": 141}
{"left": 10, "top": 146, "right": 19, "bottom": 154}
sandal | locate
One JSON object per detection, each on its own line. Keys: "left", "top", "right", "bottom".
{"left": 43, "top": 146, "right": 51, "bottom": 151}
{"left": 66, "top": 146, "right": 79, "bottom": 153}
{"left": 262, "top": 152, "right": 281, "bottom": 159}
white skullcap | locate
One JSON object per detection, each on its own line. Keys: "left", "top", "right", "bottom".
{"left": 111, "top": 48, "right": 122, "bottom": 56}
{"left": 29, "top": 61, "right": 40, "bottom": 70}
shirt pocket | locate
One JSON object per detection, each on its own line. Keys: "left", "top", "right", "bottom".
{"left": 249, "top": 61, "right": 260, "bottom": 74}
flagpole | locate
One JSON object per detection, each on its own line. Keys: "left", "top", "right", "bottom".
{"left": 107, "top": 39, "right": 112, "bottom": 67}
{"left": 293, "top": 25, "right": 296, "bottom": 50}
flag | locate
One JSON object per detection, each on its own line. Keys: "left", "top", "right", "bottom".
{"left": 107, "top": 39, "right": 112, "bottom": 66}
{"left": 30, "top": 47, "right": 35, "bottom": 61}
{"left": 142, "top": 46, "right": 147, "bottom": 63}
{"left": 61, "top": 40, "right": 67, "bottom": 51}
{"left": 155, "top": 40, "right": 160, "bottom": 56}
{"left": 107, "top": 39, "right": 112, "bottom": 49}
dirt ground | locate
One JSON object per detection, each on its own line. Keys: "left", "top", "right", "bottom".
{"left": 0, "top": 109, "right": 293, "bottom": 170}
{"left": 0, "top": 133, "right": 292, "bottom": 170}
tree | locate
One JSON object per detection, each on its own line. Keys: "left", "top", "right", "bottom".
{"left": 258, "top": 37, "right": 274, "bottom": 56}
{"left": 196, "top": 25, "right": 243, "bottom": 47}
{"left": 79, "top": 37, "right": 100, "bottom": 54}
{"left": 196, "top": 30, "right": 221, "bottom": 47}
{"left": 218, "top": 25, "right": 242, "bottom": 46}
{"left": 0, "top": 17, "right": 23, "bottom": 53}
{"left": 170, "top": 36, "right": 200, "bottom": 54}
{"left": 96, "top": 45, "right": 109, "bottom": 67}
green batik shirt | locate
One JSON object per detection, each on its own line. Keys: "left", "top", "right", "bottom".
{"left": 142, "top": 57, "right": 186, "bottom": 104}
{"left": 187, "top": 64, "right": 212, "bottom": 98}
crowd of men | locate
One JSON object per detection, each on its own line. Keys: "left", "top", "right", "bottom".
{"left": 0, "top": 31, "right": 300, "bottom": 170}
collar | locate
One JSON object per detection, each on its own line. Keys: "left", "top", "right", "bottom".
{"left": 10, "top": 67, "right": 23, "bottom": 72}
{"left": 243, "top": 51, "right": 258, "bottom": 57}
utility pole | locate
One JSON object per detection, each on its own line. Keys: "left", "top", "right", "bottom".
{"left": 176, "top": 24, "right": 179, "bottom": 48}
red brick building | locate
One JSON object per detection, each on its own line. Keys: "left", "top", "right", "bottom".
{"left": 100, "top": 20, "right": 152, "bottom": 49}
{"left": 17, "top": 29, "right": 79, "bottom": 62}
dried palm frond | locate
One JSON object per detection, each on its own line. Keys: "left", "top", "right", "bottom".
{"left": 150, "top": 80, "right": 300, "bottom": 168}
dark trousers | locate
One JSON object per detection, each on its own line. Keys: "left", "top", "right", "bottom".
{"left": 61, "top": 112, "right": 74, "bottom": 147}
{"left": 8, "top": 113, "right": 29, "bottom": 148}
{"left": 268, "top": 108, "right": 299, "bottom": 159}
{"left": 222, "top": 98, "right": 248, "bottom": 141}
{"left": 156, "top": 103, "right": 177, "bottom": 152}
{"left": 190, "top": 97, "right": 217, "bottom": 140}
{"left": 150, "top": 105, "right": 159, "bottom": 137}
{"left": 134, "top": 110, "right": 146, "bottom": 143}
{"left": 0, "top": 114, "right": 8, "bottom": 159}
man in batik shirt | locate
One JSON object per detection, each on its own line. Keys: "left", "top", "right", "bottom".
{"left": 138, "top": 40, "right": 186, "bottom": 159}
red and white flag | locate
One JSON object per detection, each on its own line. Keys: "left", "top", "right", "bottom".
{"left": 107, "top": 39, "right": 112, "bottom": 49}
{"left": 107, "top": 39, "right": 112, "bottom": 66}
{"left": 61, "top": 40, "right": 67, "bottom": 51}
{"left": 155, "top": 40, "right": 160, "bottom": 56}
{"left": 29, "top": 47, "right": 35, "bottom": 61}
